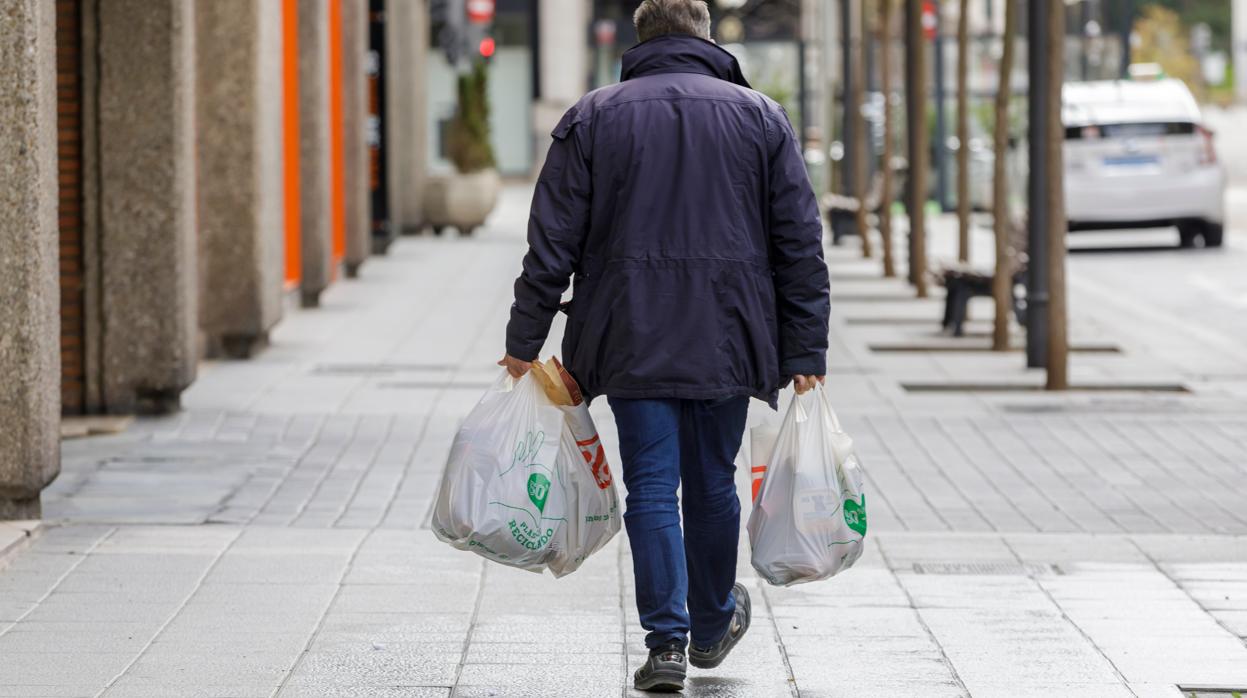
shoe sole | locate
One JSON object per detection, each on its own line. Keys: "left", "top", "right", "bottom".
{"left": 633, "top": 668, "right": 685, "bottom": 693}
{"left": 688, "top": 583, "right": 752, "bottom": 670}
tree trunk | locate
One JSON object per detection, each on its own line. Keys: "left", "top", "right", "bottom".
{"left": 905, "top": 0, "right": 929, "bottom": 297}
{"left": 991, "top": 0, "right": 1016, "bottom": 351}
{"left": 852, "top": 0, "right": 873, "bottom": 258}
{"left": 955, "top": 0, "right": 970, "bottom": 262}
{"left": 878, "top": 0, "right": 896, "bottom": 277}
{"left": 1045, "top": 0, "right": 1069, "bottom": 389}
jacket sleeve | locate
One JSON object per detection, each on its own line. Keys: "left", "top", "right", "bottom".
{"left": 505, "top": 110, "right": 592, "bottom": 361}
{"left": 766, "top": 110, "right": 831, "bottom": 377}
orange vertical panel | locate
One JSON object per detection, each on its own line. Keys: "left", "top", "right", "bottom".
{"left": 282, "top": 0, "right": 301, "bottom": 285}
{"left": 328, "top": 0, "right": 346, "bottom": 266}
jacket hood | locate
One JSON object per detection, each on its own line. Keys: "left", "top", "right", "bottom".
{"left": 620, "top": 35, "right": 751, "bottom": 88}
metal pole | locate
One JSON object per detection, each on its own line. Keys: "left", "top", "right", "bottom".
{"left": 933, "top": 0, "right": 949, "bottom": 211}
{"left": 1081, "top": 0, "right": 1091, "bottom": 80}
{"left": 1120, "top": 0, "right": 1134, "bottom": 77}
{"left": 1027, "top": 0, "right": 1050, "bottom": 368}
{"left": 841, "top": 0, "right": 856, "bottom": 205}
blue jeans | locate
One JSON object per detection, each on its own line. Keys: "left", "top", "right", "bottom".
{"left": 608, "top": 396, "right": 749, "bottom": 650}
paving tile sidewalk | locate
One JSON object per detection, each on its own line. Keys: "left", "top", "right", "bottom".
{"left": 3, "top": 186, "right": 1246, "bottom": 697}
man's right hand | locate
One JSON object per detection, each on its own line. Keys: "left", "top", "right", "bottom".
{"left": 498, "top": 355, "right": 533, "bottom": 378}
{"left": 793, "top": 375, "right": 825, "bottom": 395}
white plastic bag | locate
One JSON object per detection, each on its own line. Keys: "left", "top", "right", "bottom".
{"left": 432, "top": 370, "right": 620, "bottom": 577}
{"left": 747, "top": 384, "right": 867, "bottom": 586}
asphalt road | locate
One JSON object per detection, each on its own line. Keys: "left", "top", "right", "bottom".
{"left": 1064, "top": 106, "right": 1247, "bottom": 380}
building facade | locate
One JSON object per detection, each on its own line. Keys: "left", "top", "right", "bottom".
{"left": 0, "top": 0, "right": 431, "bottom": 518}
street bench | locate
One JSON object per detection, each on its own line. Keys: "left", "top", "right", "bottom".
{"left": 936, "top": 264, "right": 1028, "bottom": 337}
{"left": 821, "top": 161, "right": 907, "bottom": 245}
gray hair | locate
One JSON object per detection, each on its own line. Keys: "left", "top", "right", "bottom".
{"left": 633, "top": 0, "right": 712, "bottom": 43}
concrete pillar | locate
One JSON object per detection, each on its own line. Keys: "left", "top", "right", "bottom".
{"left": 386, "top": 0, "right": 430, "bottom": 234}
{"left": 342, "top": 0, "right": 370, "bottom": 277}
{"left": 298, "top": 0, "right": 333, "bottom": 307}
{"left": 0, "top": 0, "right": 59, "bottom": 519}
{"left": 535, "top": 0, "right": 589, "bottom": 170}
{"left": 196, "top": 0, "right": 285, "bottom": 358}
{"left": 96, "top": 0, "right": 198, "bottom": 414}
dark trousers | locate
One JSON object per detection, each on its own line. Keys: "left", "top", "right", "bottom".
{"left": 607, "top": 395, "right": 749, "bottom": 650}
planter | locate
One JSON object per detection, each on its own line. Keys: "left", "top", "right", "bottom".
{"left": 423, "top": 168, "right": 501, "bottom": 236}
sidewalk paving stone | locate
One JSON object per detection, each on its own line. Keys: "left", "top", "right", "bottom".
{"left": 4, "top": 187, "right": 1247, "bottom": 695}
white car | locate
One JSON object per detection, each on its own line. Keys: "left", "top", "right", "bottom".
{"left": 1063, "top": 78, "right": 1226, "bottom": 247}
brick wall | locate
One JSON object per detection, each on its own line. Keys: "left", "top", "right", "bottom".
{"left": 57, "top": 0, "right": 85, "bottom": 415}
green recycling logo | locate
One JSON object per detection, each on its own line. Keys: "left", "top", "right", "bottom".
{"left": 843, "top": 493, "right": 867, "bottom": 536}
{"left": 527, "top": 473, "right": 551, "bottom": 513}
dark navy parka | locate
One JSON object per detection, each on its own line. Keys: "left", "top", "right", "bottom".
{"left": 505, "top": 35, "right": 830, "bottom": 408}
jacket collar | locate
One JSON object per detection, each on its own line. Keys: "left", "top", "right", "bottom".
{"left": 620, "top": 35, "right": 751, "bottom": 88}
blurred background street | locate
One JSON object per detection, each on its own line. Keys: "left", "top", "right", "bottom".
{"left": 3, "top": 0, "right": 1247, "bottom": 696}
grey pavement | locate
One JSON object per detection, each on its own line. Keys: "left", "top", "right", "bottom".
{"left": 3, "top": 185, "right": 1247, "bottom": 697}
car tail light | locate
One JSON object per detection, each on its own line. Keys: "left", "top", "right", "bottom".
{"left": 1197, "top": 125, "right": 1217, "bottom": 165}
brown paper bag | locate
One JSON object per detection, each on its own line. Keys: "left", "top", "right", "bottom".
{"left": 530, "top": 357, "right": 584, "bottom": 406}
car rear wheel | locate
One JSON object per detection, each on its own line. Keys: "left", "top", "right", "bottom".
{"left": 1201, "top": 222, "right": 1224, "bottom": 248}
{"left": 1178, "top": 223, "right": 1200, "bottom": 248}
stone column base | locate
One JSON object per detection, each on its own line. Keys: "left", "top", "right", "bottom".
{"left": 0, "top": 497, "right": 41, "bottom": 521}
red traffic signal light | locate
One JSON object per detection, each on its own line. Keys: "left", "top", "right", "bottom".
{"left": 478, "top": 36, "right": 496, "bottom": 58}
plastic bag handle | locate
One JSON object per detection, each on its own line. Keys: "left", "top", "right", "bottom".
{"left": 496, "top": 370, "right": 517, "bottom": 393}
{"left": 814, "top": 382, "right": 844, "bottom": 433}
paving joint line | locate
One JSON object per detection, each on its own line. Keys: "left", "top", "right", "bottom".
{"left": 998, "top": 535, "right": 1134, "bottom": 692}
{"left": 95, "top": 526, "right": 245, "bottom": 698}
{"left": 331, "top": 414, "right": 397, "bottom": 528}
{"left": 896, "top": 414, "right": 997, "bottom": 531}
{"left": 997, "top": 415, "right": 1120, "bottom": 532}
{"left": 0, "top": 525, "right": 117, "bottom": 641}
{"left": 874, "top": 537, "right": 971, "bottom": 696}
{"left": 248, "top": 413, "right": 330, "bottom": 525}
{"left": 1101, "top": 417, "right": 1241, "bottom": 534}
{"left": 966, "top": 417, "right": 1085, "bottom": 532}
{"left": 271, "top": 527, "right": 374, "bottom": 697}
{"left": 931, "top": 416, "right": 1040, "bottom": 532}
{"left": 757, "top": 582, "right": 801, "bottom": 698}
{"left": 450, "top": 558, "right": 489, "bottom": 698}
{"left": 861, "top": 414, "right": 954, "bottom": 531}
{"left": 1127, "top": 535, "right": 1247, "bottom": 655}
{"left": 1066, "top": 416, "right": 1186, "bottom": 533}
{"left": 289, "top": 414, "right": 363, "bottom": 526}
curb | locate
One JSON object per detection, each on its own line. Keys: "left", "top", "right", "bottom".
{"left": 0, "top": 520, "right": 42, "bottom": 570}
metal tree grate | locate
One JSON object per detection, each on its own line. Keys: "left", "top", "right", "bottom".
{"left": 911, "top": 562, "right": 1061, "bottom": 576}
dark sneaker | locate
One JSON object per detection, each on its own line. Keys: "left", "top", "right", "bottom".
{"left": 634, "top": 641, "right": 686, "bottom": 692}
{"left": 689, "top": 582, "right": 752, "bottom": 669}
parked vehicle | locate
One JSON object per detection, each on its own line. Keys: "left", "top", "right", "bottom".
{"left": 1063, "top": 78, "right": 1226, "bottom": 247}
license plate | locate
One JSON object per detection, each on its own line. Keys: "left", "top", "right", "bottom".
{"left": 1103, "top": 155, "right": 1160, "bottom": 167}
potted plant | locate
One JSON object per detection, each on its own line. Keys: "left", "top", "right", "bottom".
{"left": 425, "top": 61, "right": 501, "bottom": 236}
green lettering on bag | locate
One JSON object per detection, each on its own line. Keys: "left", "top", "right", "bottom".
{"left": 527, "top": 473, "right": 551, "bottom": 513}
{"left": 843, "top": 494, "right": 867, "bottom": 536}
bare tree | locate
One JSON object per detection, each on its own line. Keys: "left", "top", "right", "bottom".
{"left": 1045, "top": 0, "right": 1069, "bottom": 389}
{"left": 991, "top": 0, "right": 1016, "bottom": 351}
{"left": 905, "top": 0, "right": 929, "bottom": 297}
{"left": 955, "top": 0, "right": 970, "bottom": 263}
{"left": 877, "top": 0, "right": 896, "bottom": 277}
{"left": 852, "top": 0, "right": 873, "bottom": 258}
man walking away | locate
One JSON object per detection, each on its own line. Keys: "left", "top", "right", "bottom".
{"left": 500, "top": 0, "right": 830, "bottom": 691}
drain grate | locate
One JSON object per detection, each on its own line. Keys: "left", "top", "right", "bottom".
{"left": 378, "top": 380, "right": 495, "bottom": 390}
{"left": 1177, "top": 687, "right": 1246, "bottom": 697}
{"left": 912, "top": 562, "right": 1061, "bottom": 576}
{"left": 311, "top": 363, "right": 458, "bottom": 376}
{"left": 901, "top": 382, "right": 1189, "bottom": 394}
{"left": 869, "top": 343, "right": 1120, "bottom": 354}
